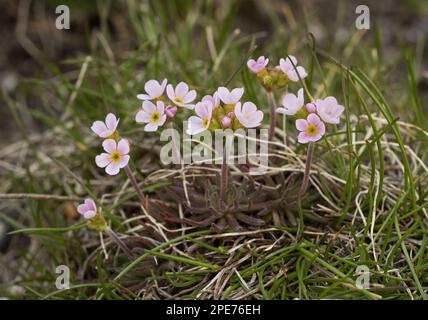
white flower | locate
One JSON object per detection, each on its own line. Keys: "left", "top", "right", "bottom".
{"left": 135, "top": 100, "right": 167, "bottom": 132}
{"left": 91, "top": 113, "right": 120, "bottom": 138}
{"left": 166, "top": 82, "right": 197, "bottom": 109}
{"left": 186, "top": 101, "right": 213, "bottom": 135}
{"left": 276, "top": 88, "right": 304, "bottom": 116}
{"left": 277, "top": 55, "right": 307, "bottom": 82}
{"left": 217, "top": 87, "right": 244, "bottom": 105}
{"left": 202, "top": 92, "right": 220, "bottom": 108}
{"left": 315, "top": 96, "right": 345, "bottom": 124}
{"left": 137, "top": 79, "right": 167, "bottom": 100}
{"left": 234, "top": 102, "right": 264, "bottom": 128}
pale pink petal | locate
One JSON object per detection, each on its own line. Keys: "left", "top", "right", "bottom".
{"left": 158, "top": 114, "right": 167, "bottom": 127}
{"left": 144, "top": 122, "right": 158, "bottom": 132}
{"left": 118, "top": 155, "right": 130, "bottom": 168}
{"left": 137, "top": 93, "right": 151, "bottom": 100}
{"left": 143, "top": 100, "right": 156, "bottom": 113}
{"left": 296, "top": 119, "right": 308, "bottom": 132}
{"left": 84, "top": 198, "right": 96, "bottom": 212}
{"left": 230, "top": 88, "right": 244, "bottom": 103}
{"left": 83, "top": 210, "right": 96, "bottom": 219}
{"left": 155, "top": 101, "right": 165, "bottom": 115}
{"left": 242, "top": 101, "right": 257, "bottom": 114}
{"left": 175, "top": 82, "right": 189, "bottom": 98}
{"left": 166, "top": 84, "right": 175, "bottom": 101}
{"left": 160, "top": 79, "right": 168, "bottom": 92}
{"left": 297, "top": 88, "right": 304, "bottom": 105}
{"left": 102, "top": 139, "right": 117, "bottom": 153}
{"left": 117, "top": 139, "right": 130, "bottom": 155}
{"left": 95, "top": 153, "right": 111, "bottom": 168}
{"left": 105, "top": 162, "right": 121, "bottom": 175}
{"left": 77, "top": 203, "right": 89, "bottom": 215}
{"left": 145, "top": 80, "right": 161, "bottom": 98}
{"left": 307, "top": 113, "right": 321, "bottom": 125}
{"left": 186, "top": 116, "right": 205, "bottom": 135}
{"left": 105, "top": 113, "right": 118, "bottom": 131}
{"left": 135, "top": 110, "right": 151, "bottom": 123}
{"left": 298, "top": 132, "right": 310, "bottom": 144}
{"left": 91, "top": 121, "right": 108, "bottom": 136}
{"left": 288, "top": 66, "right": 307, "bottom": 82}
{"left": 184, "top": 90, "right": 197, "bottom": 103}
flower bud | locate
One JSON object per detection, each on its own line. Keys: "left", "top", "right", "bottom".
{"left": 165, "top": 105, "right": 178, "bottom": 118}
{"left": 306, "top": 103, "right": 317, "bottom": 113}
{"left": 221, "top": 116, "right": 232, "bottom": 128}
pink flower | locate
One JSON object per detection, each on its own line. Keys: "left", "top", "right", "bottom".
{"left": 277, "top": 55, "right": 307, "bottom": 82}
{"left": 314, "top": 97, "right": 345, "bottom": 124}
{"left": 306, "top": 102, "right": 317, "bottom": 113}
{"left": 165, "top": 105, "right": 178, "bottom": 118}
{"left": 95, "top": 139, "right": 130, "bottom": 175}
{"left": 166, "top": 82, "right": 197, "bottom": 109}
{"left": 276, "top": 88, "right": 304, "bottom": 116}
{"left": 202, "top": 92, "right": 220, "bottom": 108}
{"left": 296, "top": 114, "right": 325, "bottom": 144}
{"left": 135, "top": 100, "right": 167, "bottom": 132}
{"left": 91, "top": 113, "right": 120, "bottom": 138}
{"left": 247, "top": 56, "right": 269, "bottom": 73}
{"left": 221, "top": 116, "right": 232, "bottom": 128}
{"left": 137, "top": 79, "right": 167, "bottom": 101}
{"left": 77, "top": 198, "right": 97, "bottom": 219}
{"left": 234, "top": 102, "right": 264, "bottom": 128}
{"left": 217, "top": 87, "right": 244, "bottom": 105}
{"left": 186, "top": 101, "right": 213, "bottom": 135}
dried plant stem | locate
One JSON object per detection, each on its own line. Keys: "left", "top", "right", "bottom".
{"left": 124, "top": 165, "right": 146, "bottom": 207}
{"left": 267, "top": 91, "right": 277, "bottom": 141}
{"left": 106, "top": 228, "right": 133, "bottom": 259}
{"left": 299, "top": 142, "right": 314, "bottom": 195}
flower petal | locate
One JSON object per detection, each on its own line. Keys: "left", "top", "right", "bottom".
{"left": 135, "top": 110, "right": 151, "bottom": 123}
{"left": 102, "top": 139, "right": 117, "bottom": 153}
{"left": 118, "top": 155, "right": 130, "bottom": 168}
{"left": 186, "top": 116, "right": 205, "bottom": 135}
{"left": 95, "top": 153, "right": 111, "bottom": 168}
{"left": 83, "top": 210, "right": 96, "bottom": 219}
{"left": 175, "top": 82, "right": 189, "bottom": 98}
{"left": 91, "top": 121, "right": 108, "bottom": 136}
{"left": 105, "top": 162, "right": 121, "bottom": 175}
{"left": 166, "top": 84, "right": 175, "bottom": 101}
{"left": 295, "top": 119, "right": 308, "bottom": 132}
{"left": 117, "top": 139, "right": 130, "bottom": 155}
{"left": 84, "top": 198, "right": 97, "bottom": 212}
{"left": 105, "top": 113, "right": 118, "bottom": 131}
{"left": 184, "top": 90, "right": 197, "bottom": 103}
{"left": 144, "top": 122, "right": 158, "bottom": 132}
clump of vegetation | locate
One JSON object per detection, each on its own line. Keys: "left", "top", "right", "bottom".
{"left": 1, "top": 1, "right": 427, "bottom": 300}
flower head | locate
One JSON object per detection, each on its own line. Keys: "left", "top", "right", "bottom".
{"left": 296, "top": 114, "right": 325, "bottom": 144}
{"left": 137, "top": 79, "right": 167, "bottom": 101}
{"left": 95, "top": 139, "right": 130, "bottom": 175}
{"left": 217, "top": 87, "right": 244, "bottom": 105}
{"left": 277, "top": 55, "right": 307, "bottom": 82}
{"left": 166, "top": 82, "right": 197, "bottom": 109}
{"left": 234, "top": 102, "right": 264, "bottom": 128}
{"left": 136, "top": 100, "right": 167, "bottom": 132}
{"left": 202, "top": 92, "right": 220, "bottom": 108}
{"left": 77, "top": 198, "right": 97, "bottom": 220}
{"left": 91, "top": 113, "right": 120, "bottom": 138}
{"left": 314, "top": 97, "right": 345, "bottom": 124}
{"left": 247, "top": 56, "right": 269, "bottom": 74}
{"left": 186, "top": 101, "right": 213, "bottom": 135}
{"left": 276, "top": 88, "right": 305, "bottom": 116}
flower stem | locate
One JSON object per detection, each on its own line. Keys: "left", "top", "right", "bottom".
{"left": 299, "top": 142, "right": 314, "bottom": 195}
{"left": 267, "top": 91, "right": 277, "bottom": 141}
{"left": 124, "top": 165, "right": 146, "bottom": 207}
{"left": 106, "top": 228, "right": 134, "bottom": 259}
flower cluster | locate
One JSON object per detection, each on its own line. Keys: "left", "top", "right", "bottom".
{"left": 247, "top": 55, "right": 307, "bottom": 91}
{"left": 91, "top": 113, "right": 130, "bottom": 175}
{"left": 276, "top": 89, "right": 344, "bottom": 143}
{"left": 136, "top": 79, "right": 197, "bottom": 132}
{"left": 186, "top": 87, "right": 264, "bottom": 135}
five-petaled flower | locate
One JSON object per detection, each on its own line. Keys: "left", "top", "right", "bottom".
{"left": 314, "top": 96, "right": 345, "bottom": 124}
{"left": 137, "top": 79, "right": 167, "bottom": 101}
{"left": 136, "top": 100, "right": 167, "bottom": 132}
{"left": 217, "top": 87, "right": 244, "bottom": 105}
{"left": 276, "top": 88, "right": 305, "bottom": 116}
{"left": 277, "top": 55, "right": 307, "bottom": 82}
{"left": 234, "top": 102, "right": 264, "bottom": 128}
{"left": 247, "top": 56, "right": 269, "bottom": 74}
{"left": 91, "top": 113, "right": 120, "bottom": 138}
{"left": 202, "top": 92, "right": 220, "bottom": 108}
{"left": 186, "top": 101, "right": 213, "bottom": 135}
{"left": 296, "top": 114, "right": 325, "bottom": 144}
{"left": 167, "top": 82, "right": 197, "bottom": 109}
{"left": 77, "top": 198, "right": 97, "bottom": 219}
{"left": 96, "top": 139, "right": 130, "bottom": 175}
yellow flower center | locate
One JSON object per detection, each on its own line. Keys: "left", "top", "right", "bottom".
{"left": 111, "top": 151, "right": 122, "bottom": 163}
{"left": 306, "top": 125, "right": 318, "bottom": 136}
{"left": 174, "top": 97, "right": 184, "bottom": 104}
{"left": 150, "top": 112, "right": 160, "bottom": 123}
{"left": 202, "top": 118, "right": 209, "bottom": 127}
